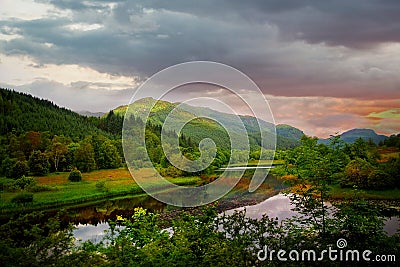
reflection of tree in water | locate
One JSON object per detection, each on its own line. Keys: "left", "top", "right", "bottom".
{"left": 58, "top": 196, "right": 166, "bottom": 226}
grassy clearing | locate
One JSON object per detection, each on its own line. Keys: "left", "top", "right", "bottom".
{"left": 329, "top": 184, "right": 400, "bottom": 200}
{"left": 0, "top": 168, "right": 201, "bottom": 214}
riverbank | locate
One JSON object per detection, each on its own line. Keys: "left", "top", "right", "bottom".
{"left": 0, "top": 168, "right": 201, "bottom": 217}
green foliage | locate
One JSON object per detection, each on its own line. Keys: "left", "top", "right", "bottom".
{"left": 92, "top": 135, "right": 122, "bottom": 169}
{"left": 380, "top": 133, "right": 400, "bottom": 148}
{"left": 0, "top": 198, "right": 399, "bottom": 266}
{"left": 0, "top": 212, "right": 78, "bottom": 266}
{"left": 13, "top": 176, "right": 36, "bottom": 190}
{"left": 0, "top": 88, "right": 109, "bottom": 139}
{"left": 11, "top": 193, "right": 33, "bottom": 204}
{"left": 95, "top": 180, "right": 108, "bottom": 192}
{"left": 13, "top": 160, "right": 30, "bottom": 178}
{"left": 1, "top": 157, "right": 29, "bottom": 178}
{"left": 367, "top": 169, "right": 394, "bottom": 190}
{"left": 74, "top": 141, "right": 96, "bottom": 172}
{"left": 68, "top": 169, "right": 82, "bottom": 182}
{"left": 28, "top": 150, "right": 50, "bottom": 176}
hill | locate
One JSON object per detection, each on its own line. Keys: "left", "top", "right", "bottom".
{"left": 113, "top": 97, "right": 302, "bottom": 149}
{"left": 276, "top": 124, "right": 304, "bottom": 140}
{"left": 0, "top": 88, "right": 109, "bottom": 139}
{"left": 318, "top": 128, "right": 388, "bottom": 144}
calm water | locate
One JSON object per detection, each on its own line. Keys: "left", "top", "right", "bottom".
{"left": 73, "top": 194, "right": 399, "bottom": 242}
{"left": 224, "top": 194, "right": 399, "bottom": 236}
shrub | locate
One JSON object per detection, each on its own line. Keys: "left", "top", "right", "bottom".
{"left": 11, "top": 193, "right": 33, "bottom": 204}
{"left": 68, "top": 169, "right": 82, "bottom": 182}
{"left": 367, "top": 170, "right": 394, "bottom": 190}
{"left": 13, "top": 176, "right": 36, "bottom": 190}
{"left": 95, "top": 181, "right": 108, "bottom": 192}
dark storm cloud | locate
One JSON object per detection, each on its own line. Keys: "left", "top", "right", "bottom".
{"left": 120, "top": 0, "right": 400, "bottom": 48}
{"left": 1, "top": 0, "right": 400, "bottom": 100}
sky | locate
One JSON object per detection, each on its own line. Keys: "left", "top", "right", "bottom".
{"left": 0, "top": 0, "right": 399, "bottom": 138}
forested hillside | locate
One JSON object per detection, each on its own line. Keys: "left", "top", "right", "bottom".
{"left": 0, "top": 89, "right": 108, "bottom": 139}
{"left": 112, "top": 97, "right": 302, "bottom": 149}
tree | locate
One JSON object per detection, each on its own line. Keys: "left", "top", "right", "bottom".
{"left": 91, "top": 135, "right": 121, "bottom": 169}
{"left": 73, "top": 141, "right": 96, "bottom": 172}
{"left": 1, "top": 157, "right": 17, "bottom": 178}
{"left": 20, "top": 131, "right": 42, "bottom": 158}
{"left": 341, "top": 158, "right": 375, "bottom": 188}
{"left": 280, "top": 135, "right": 343, "bottom": 235}
{"left": 49, "top": 136, "right": 69, "bottom": 172}
{"left": 97, "top": 140, "right": 122, "bottom": 169}
{"left": 28, "top": 150, "right": 50, "bottom": 176}
{"left": 12, "top": 160, "right": 29, "bottom": 179}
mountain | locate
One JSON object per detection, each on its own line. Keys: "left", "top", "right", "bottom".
{"left": 0, "top": 88, "right": 109, "bottom": 139}
{"left": 113, "top": 97, "right": 302, "bottom": 149}
{"left": 276, "top": 124, "right": 304, "bottom": 140}
{"left": 319, "top": 128, "right": 388, "bottom": 144}
{"left": 77, "top": 110, "right": 105, "bottom": 117}
{"left": 340, "top": 129, "right": 388, "bottom": 144}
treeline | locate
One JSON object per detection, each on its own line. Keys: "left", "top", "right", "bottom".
{"left": 122, "top": 116, "right": 232, "bottom": 177}
{"left": 380, "top": 133, "right": 400, "bottom": 148}
{"left": 280, "top": 136, "right": 400, "bottom": 191}
{"left": 0, "top": 131, "right": 122, "bottom": 178}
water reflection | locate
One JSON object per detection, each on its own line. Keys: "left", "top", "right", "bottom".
{"left": 225, "top": 194, "right": 400, "bottom": 236}
{"left": 66, "top": 195, "right": 165, "bottom": 226}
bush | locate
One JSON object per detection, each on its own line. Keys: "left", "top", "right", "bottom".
{"left": 68, "top": 169, "right": 82, "bottom": 182}
{"left": 13, "top": 176, "right": 36, "bottom": 190}
{"left": 95, "top": 181, "right": 108, "bottom": 192}
{"left": 367, "top": 170, "right": 394, "bottom": 190}
{"left": 11, "top": 193, "right": 33, "bottom": 204}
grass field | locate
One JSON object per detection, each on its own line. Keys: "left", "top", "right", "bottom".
{"left": 0, "top": 168, "right": 201, "bottom": 214}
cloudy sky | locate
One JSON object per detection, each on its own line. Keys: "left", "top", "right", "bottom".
{"left": 1, "top": 0, "right": 399, "bottom": 137}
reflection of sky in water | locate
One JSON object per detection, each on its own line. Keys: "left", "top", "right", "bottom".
{"left": 224, "top": 194, "right": 298, "bottom": 222}
{"left": 73, "top": 223, "right": 123, "bottom": 243}
{"left": 384, "top": 217, "right": 400, "bottom": 236}
{"left": 74, "top": 194, "right": 399, "bottom": 241}
{"left": 224, "top": 194, "right": 399, "bottom": 236}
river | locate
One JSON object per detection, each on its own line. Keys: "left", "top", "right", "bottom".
{"left": 73, "top": 193, "right": 399, "bottom": 242}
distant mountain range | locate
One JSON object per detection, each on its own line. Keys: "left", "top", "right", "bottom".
{"left": 76, "top": 110, "right": 105, "bottom": 117}
{"left": 318, "top": 128, "right": 388, "bottom": 145}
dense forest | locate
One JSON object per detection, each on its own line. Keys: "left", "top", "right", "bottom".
{"left": 0, "top": 88, "right": 298, "bottom": 180}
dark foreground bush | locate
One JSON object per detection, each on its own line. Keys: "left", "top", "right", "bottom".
{"left": 68, "top": 169, "right": 82, "bottom": 182}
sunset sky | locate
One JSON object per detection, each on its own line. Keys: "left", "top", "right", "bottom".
{"left": 1, "top": 0, "right": 399, "bottom": 138}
